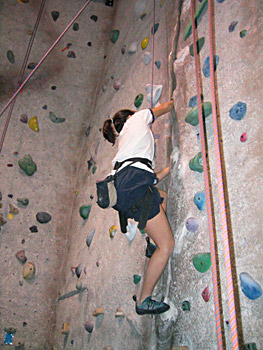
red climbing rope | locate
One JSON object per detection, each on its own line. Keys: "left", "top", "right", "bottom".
{"left": 190, "top": 1, "right": 224, "bottom": 349}
{"left": 208, "top": 0, "right": 239, "bottom": 348}
{"left": 0, "top": 0, "right": 93, "bottom": 153}
{"left": 0, "top": 0, "right": 47, "bottom": 155}
{"left": 150, "top": 0, "right": 155, "bottom": 108}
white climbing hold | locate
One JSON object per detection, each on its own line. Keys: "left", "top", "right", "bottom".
{"left": 145, "top": 84, "right": 163, "bottom": 107}
{"left": 143, "top": 51, "right": 152, "bottom": 65}
{"left": 128, "top": 42, "right": 138, "bottom": 54}
{"left": 134, "top": 0, "right": 147, "bottom": 18}
{"left": 125, "top": 221, "right": 137, "bottom": 242}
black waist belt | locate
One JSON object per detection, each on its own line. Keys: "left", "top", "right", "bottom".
{"left": 114, "top": 157, "right": 152, "bottom": 171}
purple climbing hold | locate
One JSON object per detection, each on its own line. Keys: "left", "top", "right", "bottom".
{"left": 67, "top": 51, "right": 76, "bottom": 58}
{"left": 229, "top": 101, "right": 247, "bottom": 121}
{"left": 229, "top": 21, "right": 238, "bottom": 33}
{"left": 185, "top": 217, "right": 199, "bottom": 233}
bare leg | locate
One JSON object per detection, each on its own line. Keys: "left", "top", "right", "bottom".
{"left": 138, "top": 206, "right": 175, "bottom": 304}
{"left": 158, "top": 188, "right": 167, "bottom": 212}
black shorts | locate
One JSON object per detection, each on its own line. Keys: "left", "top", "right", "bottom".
{"left": 112, "top": 166, "right": 163, "bottom": 222}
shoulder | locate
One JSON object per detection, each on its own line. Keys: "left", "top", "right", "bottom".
{"left": 132, "top": 109, "right": 155, "bottom": 124}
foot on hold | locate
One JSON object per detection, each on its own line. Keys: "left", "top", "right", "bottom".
{"left": 134, "top": 295, "right": 170, "bottom": 315}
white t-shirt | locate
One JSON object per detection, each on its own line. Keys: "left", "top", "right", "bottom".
{"left": 112, "top": 109, "right": 155, "bottom": 173}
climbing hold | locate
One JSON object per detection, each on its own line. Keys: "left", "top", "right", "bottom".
{"left": 75, "top": 264, "right": 82, "bottom": 278}
{"left": 134, "top": 0, "right": 147, "bottom": 18}
{"left": 28, "top": 116, "right": 39, "bottom": 132}
{"left": 73, "top": 23, "right": 79, "bottom": 31}
{"left": 201, "top": 286, "right": 211, "bottom": 302}
{"left": 76, "top": 280, "right": 82, "bottom": 290}
{"left": 92, "top": 165, "right": 97, "bottom": 174}
{"left": 18, "top": 154, "right": 37, "bottom": 176}
{"left": 134, "top": 94, "right": 144, "bottom": 108}
{"left": 189, "top": 152, "right": 203, "bottom": 173}
{"left": 145, "top": 84, "right": 162, "bottom": 107}
{"left": 202, "top": 55, "right": 219, "bottom": 78}
{"left": 87, "top": 42, "right": 92, "bottom": 47}
{"left": 145, "top": 236, "right": 156, "bottom": 258}
{"left": 140, "top": 229, "right": 146, "bottom": 234}
{"left": 128, "top": 42, "right": 138, "bottom": 54}
{"left": 155, "top": 60, "right": 161, "bottom": 69}
{"left": 240, "top": 30, "right": 247, "bottom": 38}
{"left": 229, "top": 21, "right": 238, "bottom": 33}
{"left": 143, "top": 52, "right": 152, "bottom": 65}
{"left": 67, "top": 51, "right": 76, "bottom": 58}
{"left": 20, "top": 114, "right": 28, "bottom": 123}
{"left": 244, "top": 343, "right": 257, "bottom": 350}
{"left": 194, "top": 191, "right": 206, "bottom": 210}
{"left": 85, "top": 126, "right": 91, "bottom": 137}
{"left": 151, "top": 23, "right": 159, "bottom": 35}
{"left": 182, "top": 300, "right": 191, "bottom": 311}
{"left": 84, "top": 321, "right": 94, "bottom": 333}
{"left": 17, "top": 198, "right": 29, "bottom": 206}
{"left": 193, "top": 253, "right": 211, "bottom": 273}
{"left": 125, "top": 221, "right": 137, "bottom": 242}
{"left": 14, "top": 338, "right": 25, "bottom": 349}
{"left": 49, "top": 112, "right": 65, "bottom": 123}
{"left": 189, "top": 37, "right": 205, "bottom": 57}
{"left": 15, "top": 250, "right": 27, "bottom": 263}
{"left": 240, "top": 132, "right": 247, "bottom": 142}
{"left": 188, "top": 95, "right": 203, "bottom": 108}
{"left": 185, "top": 102, "right": 212, "bottom": 126}
{"left": 133, "top": 274, "right": 141, "bottom": 284}
{"left": 229, "top": 101, "right": 247, "bottom": 121}
{"left": 109, "top": 225, "right": 117, "bottom": 239}
{"left": 29, "top": 225, "right": 38, "bottom": 233}
{"left": 86, "top": 228, "right": 95, "bottom": 247}
{"left": 103, "top": 347, "right": 114, "bottom": 350}
{"left": 113, "top": 80, "right": 121, "bottom": 90}
{"left": 7, "top": 50, "right": 15, "bottom": 64}
{"left": 17, "top": 0, "right": 29, "bottom": 3}
{"left": 240, "top": 272, "right": 262, "bottom": 300}
{"left": 51, "top": 11, "right": 59, "bottom": 21}
{"left": 90, "top": 15, "right": 98, "bottom": 22}
{"left": 23, "top": 261, "right": 36, "bottom": 279}
{"left": 80, "top": 205, "right": 91, "bottom": 220}
{"left": 92, "top": 308, "right": 104, "bottom": 317}
{"left": 216, "top": 0, "right": 225, "bottom": 2}
{"left": 36, "top": 212, "right": 51, "bottom": 224}
{"left": 184, "top": 0, "right": 208, "bottom": 40}
{"left": 9, "top": 204, "right": 19, "bottom": 215}
{"left": 4, "top": 332, "right": 14, "bottom": 345}
{"left": 115, "top": 307, "right": 125, "bottom": 318}
{"left": 141, "top": 37, "right": 149, "bottom": 50}
{"left": 87, "top": 157, "right": 96, "bottom": 170}
{"left": 27, "top": 62, "right": 37, "bottom": 70}
{"left": 61, "top": 323, "right": 70, "bottom": 335}
{"left": 140, "top": 13, "right": 147, "bottom": 21}
{"left": 121, "top": 45, "right": 126, "bottom": 55}
{"left": 110, "top": 30, "right": 120, "bottom": 43}
{"left": 185, "top": 217, "right": 198, "bottom": 233}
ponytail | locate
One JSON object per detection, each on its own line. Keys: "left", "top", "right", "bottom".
{"left": 102, "top": 109, "right": 135, "bottom": 145}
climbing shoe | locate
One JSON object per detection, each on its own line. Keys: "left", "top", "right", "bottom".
{"left": 135, "top": 296, "right": 170, "bottom": 315}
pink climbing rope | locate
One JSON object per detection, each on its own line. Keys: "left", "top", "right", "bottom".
{"left": 0, "top": 0, "right": 47, "bottom": 154}
{"left": 150, "top": 0, "right": 155, "bottom": 108}
{"left": 190, "top": 1, "right": 224, "bottom": 349}
{"left": 0, "top": 0, "right": 92, "bottom": 124}
{"left": 208, "top": 0, "right": 239, "bottom": 348}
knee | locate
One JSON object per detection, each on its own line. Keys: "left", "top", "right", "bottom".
{"left": 161, "top": 237, "right": 175, "bottom": 256}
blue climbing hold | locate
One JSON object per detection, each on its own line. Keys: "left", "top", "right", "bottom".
{"left": 229, "top": 102, "right": 247, "bottom": 121}
{"left": 229, "top": 21, "right": 238, "bottom": 33}
{"left": 185, "top": 217, "right": 199, "bottom": 233}
{"left": 216, "top": 0, "right": 225, "bottom": 2}
{"left": 240, "top": 272, "right": 262, "bottom": 300}
{"left": 202, "top": 55, "right": 219, "bottom": 78}
{"left": 151, "top": 23, "right": 159, "bottom": 35}
{"left": 194, "top": 191, "right": 206, "bottom": 210}
{"left": 155, "top": 60, "right": 161, "bottom": 69}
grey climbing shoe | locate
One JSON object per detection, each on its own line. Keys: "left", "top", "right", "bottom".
{"left": 135, "top": 296, "right": 170, "bottom": 315}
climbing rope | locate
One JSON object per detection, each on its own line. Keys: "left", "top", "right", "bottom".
{"left": 190, "top": 1, "right": 224, "bottom": 349}
{"left": 0, "top": 0, "right": 47, "bottom": 155}
{"left": 207, "top": 0, "right": 239, "bottom": 348}
{"left": 150, "top": 0, "right": 155, "bottom": 108}
{"left": 0, "top": 0, "right": 93, "bottom": 154}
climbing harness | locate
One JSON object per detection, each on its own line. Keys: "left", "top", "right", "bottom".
{"left": 190, "top": 0, "right": 240, "bottom": 349}
{"left": 0, "top": 0, "right": 93, "bottom": 154}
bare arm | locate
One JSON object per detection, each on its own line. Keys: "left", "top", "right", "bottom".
{"left": 156, "top": 166, "right": 170, "bottom": 182}
{"left": 152, "top": 99, "right": 174, "bottom": 118}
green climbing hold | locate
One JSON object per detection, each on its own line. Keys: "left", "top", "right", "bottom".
{"left": 182, "top": 300, "right": 191, "bottom": 311}
{"left": 240, "top": 29, "right": 247, "bottom": 38}
{"left": 79, "top": 205, "right": 91, "bottom": 220}
{"left": 18, "top": 155, "right": 37, "bottom": 176}
{"left": 49, "top": 112, "right": 65, "bottom": 123}
{"left": 92, "top": 165, "right": 97, "bottom": 174}
{"left": 133, "top": 274, "right": 141, "bottom": 284}
{"left": 193, "top": 253, "right": 211, "bottom": 273}
{"left": 189, "top": 152, "right": 203, "bottom": 173}
{"left": 244, "top": 343, "right": 257, "bottom": 350}
{"left": 185, "top": 102, "right": 212, "bottom": 126}
{"left": 7, "top": 50, "right": 15, "bottom": 64}
{"left": 110, "top": 30, "right": 120, "bottom": 43}
{"left": 184, "top": 0, "right": 208, "bottom": 41}
{"left": 17, "top": 198, "right": 29, "bottom": 206}
{"left": 189, "top": 37, "right": 205, "bottom": 56}
{"left": 134, "top": 94, "right": 144, "bottom": 108}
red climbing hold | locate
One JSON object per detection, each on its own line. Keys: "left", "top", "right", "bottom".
{"left": 240, "top": 132, "right": 247, "bottom": 142}
{"left": 201, "top": 286, "right": 211, "bottom": 302}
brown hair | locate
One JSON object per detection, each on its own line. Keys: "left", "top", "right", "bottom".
{"left": 102, "top": 109, "right": 135, "bottom": 145}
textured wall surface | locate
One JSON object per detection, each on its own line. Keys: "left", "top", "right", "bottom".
{"left": 1, "top": 0, "right": 263, "bottom": 350}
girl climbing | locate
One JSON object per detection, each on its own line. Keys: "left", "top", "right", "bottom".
{"left": 102, "top": 99, "right": 175, "bottom": 315}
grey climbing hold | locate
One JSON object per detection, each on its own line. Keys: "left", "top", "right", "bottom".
{"left": 17, "top": 198, "right": 29, "bottom": 206}
{"left": 49, "top": 112, "right": 66, "bottom": 123}
{"left": 145, "top": 84, "right": 162, "bottom": 106}
{"left": 86, "top": 228, "right": 95, "bottom": 247}
{"left": 7, "top": 50, "right": 15, "bottom": 64}
{"left": 67, "top": 51, "right": 76, "bottom": 58}
{"left": 143, "top": 52, "right": 152, "bottom": 65}
{"left": 20, "top": 114, "right": 28, "bottom": 123}
{"left": 134, "top": 0, "right": 147, "bottom": 18}
{"left": 128, "top": 42, "right": 138, "bottom": 54}
{"left": 85, "top": 126, "right": 91, "bottom": 137}
{"left": 36, "top": 212, "right": 52, "bottom": 224}
{"left": 121, "top": 45, "right": 126, "bottom": 55}
{"left": 27, "top": 62, "right": 37, "bottom": 70}
{"left": 84, "top": 321, "right": 94, "bottom": 333}
{"left": 29, "top": 225, "right": 38, "bottom": 232}
{"left": 73, "top": 23, "right": 79, "bottom": 31}
{"left": 75, "top": 264, "right": 82, "bottom": 278}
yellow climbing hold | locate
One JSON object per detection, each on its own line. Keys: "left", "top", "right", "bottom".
{"left": 28, "top": 116, "right": 39, "bottom": 132}
{"left": 141, "top": 37, "right": 149, "bottom": 50}
{"left": 109, "top": 225, "right": 117, "bottom": 239}
{"left": 17, "top": 0, "right": 30, "bottom": 3}
{"left": 8, "top": 213, "right": 14, "bottom": 220}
